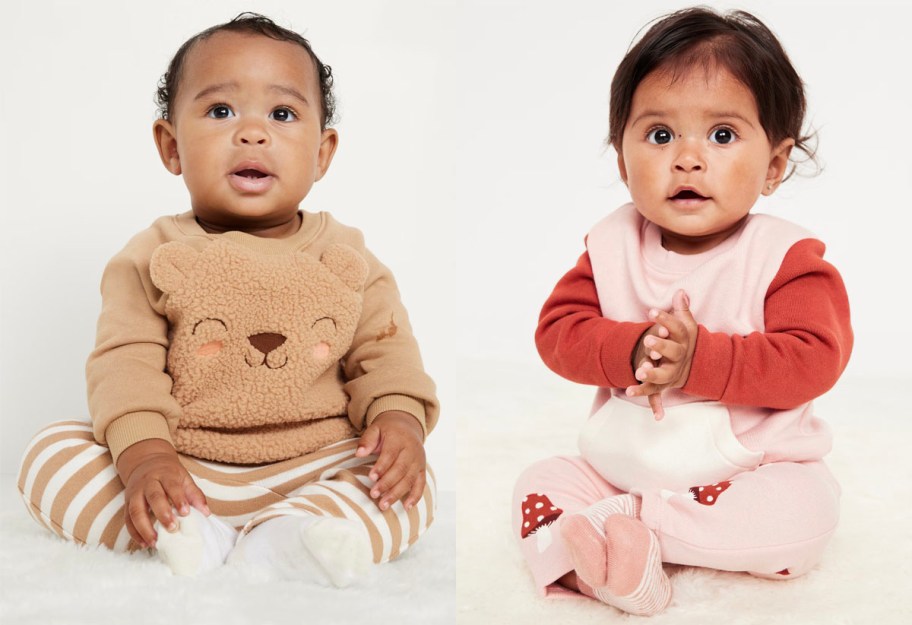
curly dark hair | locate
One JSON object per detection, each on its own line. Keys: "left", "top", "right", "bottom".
{"left": 608, "top": 7, "right": 817, "bottom": 179}
{"left": 155, "top": 12, "right": 337, "bottom": 128}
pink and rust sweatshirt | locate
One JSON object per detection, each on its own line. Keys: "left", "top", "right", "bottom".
{"left": 87, "top": 210, "right": 438, "bottom": 465}
{"left": 536, "top": 204, "right": 852, "bottom": 492}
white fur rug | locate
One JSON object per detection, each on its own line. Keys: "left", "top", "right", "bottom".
{"left": 3, "top": 362, "right": 911, "bottom": 624}
{"left": 455, "top": 361, "right": 912, "bottom": 624}
{"left": 0, "top": 479, "right": 454, "bottom": 624}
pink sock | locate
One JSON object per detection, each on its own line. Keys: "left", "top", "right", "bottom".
{"left": 562, "top": 514, "right": 671, "bottom": 616}
{"left": 558, "top": 494, "right": 639, "bottom": 585}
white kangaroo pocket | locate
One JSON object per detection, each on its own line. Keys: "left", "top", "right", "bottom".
{"left": 579, "top": 399, "right": 762, "bottom": 493}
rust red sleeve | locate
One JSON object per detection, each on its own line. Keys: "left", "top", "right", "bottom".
{"left": 682, "top": 239, "right": 853, "bottom": 408}
{"left": 535, "top": 250, "right": 651, "bottom": 388}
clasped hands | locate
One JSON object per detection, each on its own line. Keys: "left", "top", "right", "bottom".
{"left": 627, "top": 289, "right": 698, "bottom": 420}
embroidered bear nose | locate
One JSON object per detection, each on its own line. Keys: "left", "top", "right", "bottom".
{"left": 248, "top": 333, "right": 286, "bottom": 355}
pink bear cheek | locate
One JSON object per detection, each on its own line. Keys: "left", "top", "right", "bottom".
{"left": 196, "top": 340, "right": 223, "bottom": 357}
{"left": 313, "top": 342, "right": 331, "bottom": 359}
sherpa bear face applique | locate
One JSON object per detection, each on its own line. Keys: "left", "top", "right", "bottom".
{"left": 150, "top": 240, "right": 368, "bottom": 429}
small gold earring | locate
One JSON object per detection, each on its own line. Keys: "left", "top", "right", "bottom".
{"left": 767, "top": 183, "right": 773, "bottom": 190}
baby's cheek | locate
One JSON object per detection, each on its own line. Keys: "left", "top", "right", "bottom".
{"left": 197, "top": 340, "right": 223, "bottom": 357}
{"left": 312, "top": 342, "right": 330, "bottom": 360}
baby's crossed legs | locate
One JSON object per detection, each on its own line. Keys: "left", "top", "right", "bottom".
{"left": 18, "top": 420, "right": 436, "bottom": 582}
{"left": 513, "top": 455, "right": 840, "bottom": 605}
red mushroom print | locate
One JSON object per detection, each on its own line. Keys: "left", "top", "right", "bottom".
{"left": 688, "top": 481, "right": 732, "bottom": 506}
{"left": 521, "top": 493, "right": 563, "bottom": 552}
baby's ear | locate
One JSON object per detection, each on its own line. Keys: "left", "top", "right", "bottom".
{"left": 150, "top": 242, "right": 199, "bottom": 294}
{"left": 319, "top": 244, "right": 369, "bottom": 291}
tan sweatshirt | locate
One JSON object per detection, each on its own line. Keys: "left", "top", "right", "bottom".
{"left": 86, "top": 211, "right": 438, "bottom": 464}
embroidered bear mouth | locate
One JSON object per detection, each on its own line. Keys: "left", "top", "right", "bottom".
{"left": 244, "top": 352, "right": 288, "bottom": 369}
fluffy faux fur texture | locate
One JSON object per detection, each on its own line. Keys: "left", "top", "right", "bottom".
{"left": 456, "top": 366, "right": 912, "bottom": 624}
{"left": 1, "top": 476, "right": 456, "bottom": 625}
{"left": 149, "top": 240, "right": 369, "bottom": 463}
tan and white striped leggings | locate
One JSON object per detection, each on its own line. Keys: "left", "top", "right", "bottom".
{"left": 17, "top": 420, "right": 436, "bottom": 563}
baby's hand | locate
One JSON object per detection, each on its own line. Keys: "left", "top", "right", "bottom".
{"left": 356, "top": 410, "right": 426, "bottom": 511}
{"left": 627, "top": 290, "right": 698, "bottom": 417}
{"left": 116, "top": 439, "right": 209, "bottom": 549}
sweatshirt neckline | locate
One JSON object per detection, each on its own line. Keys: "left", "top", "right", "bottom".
{"left": 174, "top": 211, "right": 325, "bottom": 254}
{"left": 640, "top": 214, "right": 749, "bottom": 274}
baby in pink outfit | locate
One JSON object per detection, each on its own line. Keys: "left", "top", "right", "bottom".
{"left": 513, "top": 7, "right": 852, "bottom": 616}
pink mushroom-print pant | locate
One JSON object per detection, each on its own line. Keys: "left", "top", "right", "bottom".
{"left": 513, "top": 455, "right": 841, "bottom": 594}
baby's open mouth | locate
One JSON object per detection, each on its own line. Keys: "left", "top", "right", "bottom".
{"left": 671, "top": 189, "right": 707, "bottom": 200}
{"left": 228, "top": 164, "right": 275, "bottom": 193}
{"left": 234, "top": 169, "right": 269, "bottom": 179}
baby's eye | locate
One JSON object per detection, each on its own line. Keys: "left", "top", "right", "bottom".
{"left": 646, "top": 128, "right": 674, "bottom": 145}
{"left": 709, "top": 127, "right": 737, "bottom": 145}
{"left": 270, "top": 107, "right": 297, "bottom": 123}
{"left": 207, "top": 105, "right": 234, "bottom": 119}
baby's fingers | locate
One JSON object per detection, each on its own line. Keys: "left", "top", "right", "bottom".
{"left": 369, "top": 441, "right": 397, "bottom": 483}
{"left": 635, "top": 360, "right": 678, "bottom": 386}
{"left": 628, "top": 361, "right": 677, "bottom": 382}
{"left": 357, "top": 424, "right": 382, "bottom": 458}
{"left": 649, "top": 308, "right": 688, "bottom": 342}
{"left": 642, "top": 335, "right": 686, "bottom": 362}
{"left": 626, "top": 380, "right": 663, "bottom": 398}
{"left": 124, "top": 509, "right": 147, "bottom": 549}
{"left": 403, "top": 470, "right": 427, "bottom": 510}
{"left": 146, "top": 482, "right": 177, "bottom": 535}
{"left": 127, "top": 492, "right": 158, "bottom": 547}
{"left": 371, "top": 451, "right": 406, "bottom": 506}
{"left": 174, "top": 470, "right": 209, "bottom": 516}
{"left": 185, "top": 479, "right": 210, "bottom": 516}
{"left": 162, "top": 476, "right": 191, "bottom": 518}
{"left": 647, "top": 392, "right": 665, "bottom": 421}
{"left": 634, "top": 359, "right": 653, "bottom": 381}
{"left": 378, "top": 474, "right": 414, "bottom": 511}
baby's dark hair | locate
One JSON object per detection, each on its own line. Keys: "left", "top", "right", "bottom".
{"left": 155, "top": 12, "right": 337, "bottom": 128}
{"left": 608, "top": 7, "right": 817, "bottom": 178}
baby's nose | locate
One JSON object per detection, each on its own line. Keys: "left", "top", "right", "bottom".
{"left": 248, "top": 333, "right": 286, "bottom": 355}
{"left": 236, "top": 121, "right": 269, "bottom": 145}
{"left": 672, "top": 139, "right": 705, "bottom": 172}
{"left": 240, "top": 135, "right": 267, "bottom": 145}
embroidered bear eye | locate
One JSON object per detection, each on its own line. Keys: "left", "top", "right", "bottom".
{"left": 191, "top": 318, "right": 228, "bottom": 357}
{"left": 192, "top": 318, "right": 228, "bottom": 335}
{"left": 311, "top": 317, "right": 336, "bottom": 332}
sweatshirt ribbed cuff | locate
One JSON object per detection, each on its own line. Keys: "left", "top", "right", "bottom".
{"left": 604, "top": 321, "right": 654, "bottom": 387}
{"left": 365, "top": 394, "right": 427, "bottom": 439}
{"left": 681, "top": 326, "right": 732, "bottom": 401}
{"left": 105, "top": 412, "right": 174, "bottom": 465}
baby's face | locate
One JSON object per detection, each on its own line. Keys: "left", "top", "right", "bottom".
{"left": 618, "top": 66, "right": 792, "bottom": 254}
{"left": 153, "top": 31, "right": 337, "bottom": 231}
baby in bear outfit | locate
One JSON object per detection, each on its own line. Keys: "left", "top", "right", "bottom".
{"left": 18, "top": 12, "right": 439, "bottom": 586}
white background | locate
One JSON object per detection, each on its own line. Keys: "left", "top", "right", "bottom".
{"left": 2, "top": 0, "right": 911, "bottom": 483}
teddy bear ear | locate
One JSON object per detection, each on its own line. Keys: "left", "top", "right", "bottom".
{"left": 320, "top": 244, "right": 369, "bottom": 291}
{"left": 150, "top": 242, "right": 199, "bottom": 294}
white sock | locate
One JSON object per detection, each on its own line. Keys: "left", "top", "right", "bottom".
{"left": 154, "top": 508, "right": 238, "bottom": 577}
{"left": 227, "top": 515, "right": 373, "bottom": 588}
